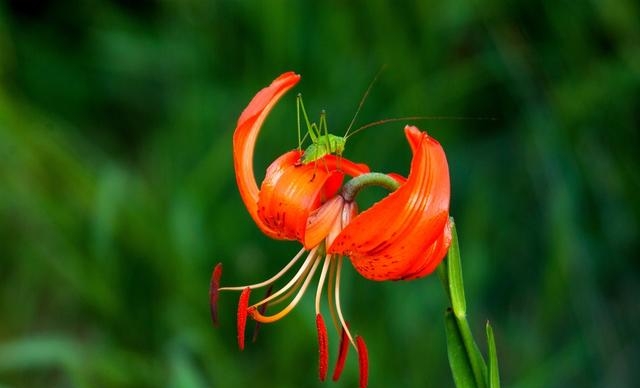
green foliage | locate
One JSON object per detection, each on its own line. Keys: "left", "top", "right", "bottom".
{"left": 444, "top": 220, "right": 489, "bottom": 388}
{"left": 1, "top": 1, "right": 639, "bottom": 387}
{"left": 445, "top": 309, "right": 477, "bottom": 388}
{"left": 486, "top": 322, "right": 500, "bottom": 388}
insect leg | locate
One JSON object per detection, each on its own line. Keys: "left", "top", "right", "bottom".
{"left": 297, "top": 94, "right": 318, "bottom": 143}
{"left": 296, "top": 93, "right": 302, "bottom": 151}
{"left": 319, "top": 110, "right": 331, "bottom": 173}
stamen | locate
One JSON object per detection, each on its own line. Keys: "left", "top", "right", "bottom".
{"left": 237, "top": 287, "right": 251, "bottom": 350}
{"left": 252, "top": 285, "right": 272, "bottom": 343}
{"left": 332, "top": 325, "right": 350, "bottom": 381}
{"left": 250, "top": 246, "right": 319, "bottom": 310}
{"left": 249, "top": 252, "right": 322, "bottom": 323}
{"left": 334, "top": 257, "right": 356, "bottom": 347}
{"left": 218, "top": 247, "right": 306, "bottom": 291}
{"left": 264, "top": 261, "right": 311, "bottom": 307}
{"left": 315, "top": 253, "right": 332, "bottom": 314}
{"left": 356, "top": 336, "right": 369, "bottom": 388}
{"left": 209, "top": 263, "right": 222, "bottom": 326}
{"left": 316, "top": 314, "right": 329, "bottom": 381}
{"left": 326, "top": 258, "right": 340, "bottom": 332}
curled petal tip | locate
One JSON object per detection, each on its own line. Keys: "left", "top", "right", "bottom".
{"left": 237, "top": 72, "right": 301, "bottom": 126}
{"left": 233, "top": 73, "right": 301, "bottom": 238}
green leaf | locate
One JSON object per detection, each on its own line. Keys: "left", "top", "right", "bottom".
{"left": 445, "top": 309, "right": 476, "bottom": 388}
{"left": 486, "top": 322, "right": 501, "bottom": 388}
{"left": 447, "top": 218, "right": 467, "bottom": 319}
{"left": 456, "top": 316, "right": 488, "bottom": 388}
{"left": 168, "top": 349, "right": 209, "bottom": 388}
{"left": 0, "top": 336, "right": 90, "bottom": 387}
{"left": 0, "top": 336, "right": 80, "bottom": 371}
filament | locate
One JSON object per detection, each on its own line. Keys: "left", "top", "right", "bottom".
{"left": 315, "top": 253, "right": 333, "bottom": 314}
{"left": 266, "top": 255, "right": 315, "bottom": 307}
{"left": 250, "top": 252, "right": 322, "bottom": 323}
{"left": 250, "top": 246, "right": 319, "bottom": 309}
{"left": 326, "top": 257, "right": 340, "bottom": 332}
{"left": 218, "top": 247, "right": 307, "bottom": 291}
{"left": 334, "top": 256, "right": 356, "bottom": 347}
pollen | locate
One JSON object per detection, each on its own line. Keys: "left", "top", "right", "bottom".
{"left": 237, "top": 287, "right": 251, "bottom": 350}
{"left": 316, "top": 314, "right": 329, "bottom": 381}
{"left": 356, "top": 336, "right": 369, "bottom": 388}
{"left": 332, "top": 326, "right": 350, "bottom": 381}
{"left": 209, "top": 263, "right": 223, "bottom": 326}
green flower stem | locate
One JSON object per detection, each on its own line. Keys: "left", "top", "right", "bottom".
{"left": 440, "top": 218, "right": 495, "bottom": 388}
{"left": 340, "top": 172, "right": 400, "bottom": 202}
{"left": 341, "top": 177, "right": 501, "bottom": 388}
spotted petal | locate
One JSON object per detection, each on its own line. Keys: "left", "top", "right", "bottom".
{"left": 329, "top": 126, "right": 451, "bottom": 281}
{"left": 257, "top": 151, "right": 344, "bottom": 242}
{"left": 233, "top": 72, "right": 301, "bottom": 238}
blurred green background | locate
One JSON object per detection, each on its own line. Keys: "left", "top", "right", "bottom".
{"left": 1, "top": 0, "right": 638, "bottom": 387}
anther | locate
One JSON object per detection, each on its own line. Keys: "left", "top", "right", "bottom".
{"left": 237, "top": 287, "right": 251, "bottom": 350}
{"left": 332, "top": 326, "right": 350, "bottom": 381}
{"left": 356, "top": 336, "right": 369, "bottom": 388}
{"left": 209, "top": 263, "right": 222, "bottom": 326}
{"left": 316, "top": 314, "right": 329, "bottom": 381}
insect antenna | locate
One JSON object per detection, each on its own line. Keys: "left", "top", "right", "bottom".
{"left": 345, "top": 115, "right": 497, "bottom": 140}
{"left": 343, "top": 65, "right": 387, "bottom": 139}
{"left": 296, "top": 93, "right": 303, "bottom": 150}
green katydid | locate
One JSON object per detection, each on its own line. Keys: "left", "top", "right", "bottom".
{"left": 294, "top": 73, "right": 495, "bottom": 166}
{"left": 295, "top": 95, "right": 346, "bottom": 165}
{"left": 295, "top": 69, "right": 384, "bottom": 166}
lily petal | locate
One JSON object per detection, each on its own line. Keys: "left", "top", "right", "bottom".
{"left": 321, "top": 155, "right": 370, "bottom": 177}
{"left": 233, "top": 72, "right": 301, "bottom": 237}
{"left": 399, "top": 219, "right": 452, "bottom": 280}
{"left": 329, "top": 126, "right": 451, "bottom": 281}
{"left": 305, "top": 196, "right": 345, "bottom": 249}
{"left": 258, "top": 151, "right": 344, "bottom": 241}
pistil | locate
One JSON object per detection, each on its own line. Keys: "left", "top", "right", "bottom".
{"left": 341, "top": 172, "right": 401, "bottom": 202}
{"left": 334, "top": 256, "right": 355, "bottom": 347}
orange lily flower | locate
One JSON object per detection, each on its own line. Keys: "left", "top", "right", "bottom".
{"left": 211, "top": 72, "right": 451, "bottom": 388}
